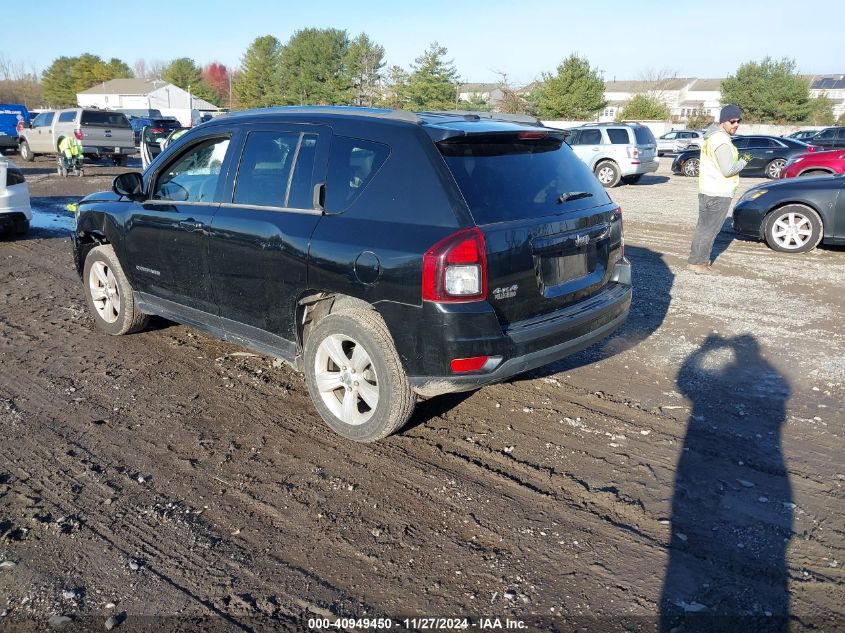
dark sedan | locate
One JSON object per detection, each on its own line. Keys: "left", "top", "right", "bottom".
{"left": 128, "top": 116, "right": 182, "bottom": 145}
{"left": 733, "top": 173, "right": 845, "bottom": 253}
{"left": 672, "top": 135, "right": 817, "bottom": 179}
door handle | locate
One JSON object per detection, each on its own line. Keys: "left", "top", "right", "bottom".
{"left": 179, "top": 220, "right": 204, "bottom": 230}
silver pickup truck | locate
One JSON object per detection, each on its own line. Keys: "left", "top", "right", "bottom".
{"left": 18, "top": 108, "right": 135, "bottom": 165}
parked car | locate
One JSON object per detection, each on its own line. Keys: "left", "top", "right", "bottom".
{"left": 781, "top": 149, "right": 845, "bottom": 179}
{"left": 565, "top": 122, "right": 659, "bottom": 187}
{"left": 671, "top": 135, "right": 817, "bottom": 179}
{"left": 656, "top": 129, "right": 703, "bottom": 156}
{"left": 0, "top": 159, "right": 31, "bottom": 236}
{"left": 72, "top": 107, "right": 632, "bottom": 442}
{"left": 19, "top": 108, "right": 135, "bottom": 165}
{"left": 733, "top": 173, "right": 845, "bottom": 253}
{"left": 785, "top": 130, "right": 821, "bottom": 142}
{"left": 128, "top": 116, "right": 182, "bottom": 145}
{"left": 806, "top": 126, "right": 845, "bottom": 150}
{"left": 0, "top": 103, "right": 29, "bottom": 155}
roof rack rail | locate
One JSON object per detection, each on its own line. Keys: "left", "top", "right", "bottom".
{"left": 419, "top": 110, "right": 542, "bottom": 126}
{"left": 235, "top": 105, "right": 422, "bottom": 124}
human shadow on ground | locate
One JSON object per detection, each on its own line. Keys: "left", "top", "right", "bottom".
{"left": 660, "top": 333, "right": 793, "bottom": 632}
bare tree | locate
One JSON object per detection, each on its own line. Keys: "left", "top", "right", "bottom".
{"left": 638, "top": 67, "right": 680, "bottom": 102}
{"left": 493, "top": 70, "right": 530, "bottom": 114}
{"left": 132, "top": 59, "right": 168, "bottom": 81}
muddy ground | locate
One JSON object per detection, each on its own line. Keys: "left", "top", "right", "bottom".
{"left": 0, "top": 155, "right": 843, "bottom": 632}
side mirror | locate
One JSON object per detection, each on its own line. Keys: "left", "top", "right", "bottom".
{"left": 112, "top": 172, "right": 144, "bottom": 199}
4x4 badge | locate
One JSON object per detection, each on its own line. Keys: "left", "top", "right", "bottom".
{"left": 493, "top": 284, "right": 518, "bottom": 300}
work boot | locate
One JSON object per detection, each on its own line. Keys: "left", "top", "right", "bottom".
{"left": 687, "top": 262, "right": 718, "bottom": 275}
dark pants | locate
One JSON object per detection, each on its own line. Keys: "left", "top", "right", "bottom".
{"left": 689, "top": 194, "right": 732, "bottom": 265}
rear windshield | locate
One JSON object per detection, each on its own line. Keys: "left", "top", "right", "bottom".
{"left": 80, "top": 111, "right": 130, "bottom": 127}
{"left": 439, "top": 133, "right": 610, "bottom": 224}
{"left": 634, "top": 126, "right": 655, "bottom": 144}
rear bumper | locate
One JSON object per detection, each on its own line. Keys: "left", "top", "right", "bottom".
{"left": 406, "top": 258, "right": 632, "bottom": 397}
{"left": 622, "top": 158, "right": 659, "bottom": 176}
{"left": 81, "top": 145, "right": 135, "bottom": 156}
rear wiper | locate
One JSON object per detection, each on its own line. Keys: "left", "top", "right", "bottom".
{"left": 556, "top": 191, "right": 593, "bottom": 204}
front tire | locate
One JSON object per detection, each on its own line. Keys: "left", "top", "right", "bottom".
{"left": 82, "top": 245, "right": 149, "bottom": 335}
{"left": 766, "top": 158, "right": 786, "bottom": 179}
{"left": 19, "top": 140, "right": 33, "bottom": 162}
{"left": 682, "top": 157, "right": 700, "bottom": 177}
{"left": 594, "top": 161, "right": 621, "bottom": 188}
{"left": 304, "top": 309, "right": 415, "bottom": 442}
{"left": 764, "top": 204, "right": 823, "bottom": 253}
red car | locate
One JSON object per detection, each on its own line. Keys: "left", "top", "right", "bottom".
{"left": 781, "top": 149, "right": 845, "bottom": 179}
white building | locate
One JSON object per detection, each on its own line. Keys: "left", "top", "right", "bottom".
{"left": 77, "top": 78, "right": 220, "bottom": 126}
{"left": 808, "top": 75, "right": 845, "bottom": 119}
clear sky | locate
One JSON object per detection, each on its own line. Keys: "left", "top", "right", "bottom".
{"left": 4, "top": 0, "right": 844, "bottom": 85}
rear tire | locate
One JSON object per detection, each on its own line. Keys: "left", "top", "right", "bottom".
{"left": 12, "top": 219, "right": 29, "bottom": 236}
{"left": 764, "top": 204, "right": 823, "bottom": 253}
{"left": 594, "top": 161, "right": 621, "bottom": 187}
{"left": 19, "top": 140, "right": 33, "bottom": 162}
{"left": 303, "top": 309, "right": 415, "bottom": 442}
{"left": 682, "top": 157, "right": 700, "bottom": 177}
{"left": 82, "top": 245, "right": 149, "bottom": 335}
{"left": 766, "top": 158, "right": 787, "bottom": 179}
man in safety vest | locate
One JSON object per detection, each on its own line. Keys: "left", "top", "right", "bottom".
{"left": 688, "top": 104, "right": 751, "bottom": 275}
{"left": 58, "top": 135, "right": 83, "bottom": 161}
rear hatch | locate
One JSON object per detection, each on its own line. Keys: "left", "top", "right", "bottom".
{"left": 80, "top": 110, "right": 134, "bottom": 150}
{"left": 437, "top": 129, "right": 624, "bottom": 327}
{"left": 633, "top": 125, "right": 657, "bottom": 160}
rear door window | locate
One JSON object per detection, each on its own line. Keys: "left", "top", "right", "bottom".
{"left": 324, "top": 136, "right": 390, "bottom": 213}
{"left": 439, "top": 132, "right": 610, "bottom": 224}
{"left": 80, "top": 111, "right": 130, "bottom": 127}
{"left": 607, "top": 129, "right": 630, "bottom": 144}
{"left": 574, "top": 129, "right": 601, "bottom": 145}
{"left": 233, "top": 131, "right": 298, "bottom": 208}
{"left": 58, "top": 111, "right": 75, "bottom": 123}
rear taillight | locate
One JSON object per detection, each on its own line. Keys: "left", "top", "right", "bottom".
{"left": 627, "top": 147, "right": 640, "bottom": 158}
{"left": 74, "top": 128, "right": 83, "bottom": 140}
{"left": 806, "top": 145, "right": 819, "bottom": 152}
{"left": 611, "top": 206, "right": 624, "bottom": 257}
{"left": 422, "top": 228, "right": 487, "bottom": 303}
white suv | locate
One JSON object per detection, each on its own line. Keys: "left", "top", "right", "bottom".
{"left": 566, "top": 123, "right": 659, "bottom": 187}
{"left": 657, "top": 130, "right": 703, "bottom": 156}
{"left": 0, "top": 159, "right": 31, "bottom": 236}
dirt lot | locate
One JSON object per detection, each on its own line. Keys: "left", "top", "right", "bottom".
{"left": 1, "top": 155, "right": 843, "bottom": 632}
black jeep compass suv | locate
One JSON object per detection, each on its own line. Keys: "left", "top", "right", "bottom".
{"left": 72, "top": 107, "right": 631, "bottom": 441}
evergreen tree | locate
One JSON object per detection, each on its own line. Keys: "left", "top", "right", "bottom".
{"left": 345, "top": 33, "right": 385, "bottom": 107}
{"left": 232, "top": 35, "right": 283, "bottom": 109}
{"left": 42, "top": 54, "right": 132, "bottom": 107}
{"left": 531, "top": 54, "right": 606, "bottom": 120}
{"left": 405, "top": 42, "right": 459, "bottom": 111}
{"left": 279, "top": 28, "right": 351, "bottom": 105}
{"left": 376, "top": 65, "right": 408, "bottom": 110}
{"left": 721, "top": 57, "right": 810, "bottom": 123}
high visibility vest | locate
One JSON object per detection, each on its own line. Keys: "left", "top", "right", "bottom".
{"left": 698, "top": 129, "right": 739, "bottom": 197}
{"left": 59, "top": 136, "right": 82, "bottom": 158}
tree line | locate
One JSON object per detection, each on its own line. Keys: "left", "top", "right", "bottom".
{"left": 1, "top": 35, "right": 843, "bottom": 126}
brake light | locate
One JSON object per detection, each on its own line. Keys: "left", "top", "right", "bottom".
{"left": 74, "top": 128, "right": 84, "bottom": 140}
{"left": 611, "top": 206, "right": 624, "bottom": 257}
{"left": 806, "top": 145, "right": 819, "bottom": 152}
{"left": 627, "top": 147, "right": 640, "bottom": 158}
{"left": 517, "top": 131, "right": 546, "bottom": 139}
{"left": 422, "top": 228, "right": 487, "bottom": 303}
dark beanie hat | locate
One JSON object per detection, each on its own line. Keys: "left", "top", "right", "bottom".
{"left": 719, "top": 104, "right": 742, "bottom": 123}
